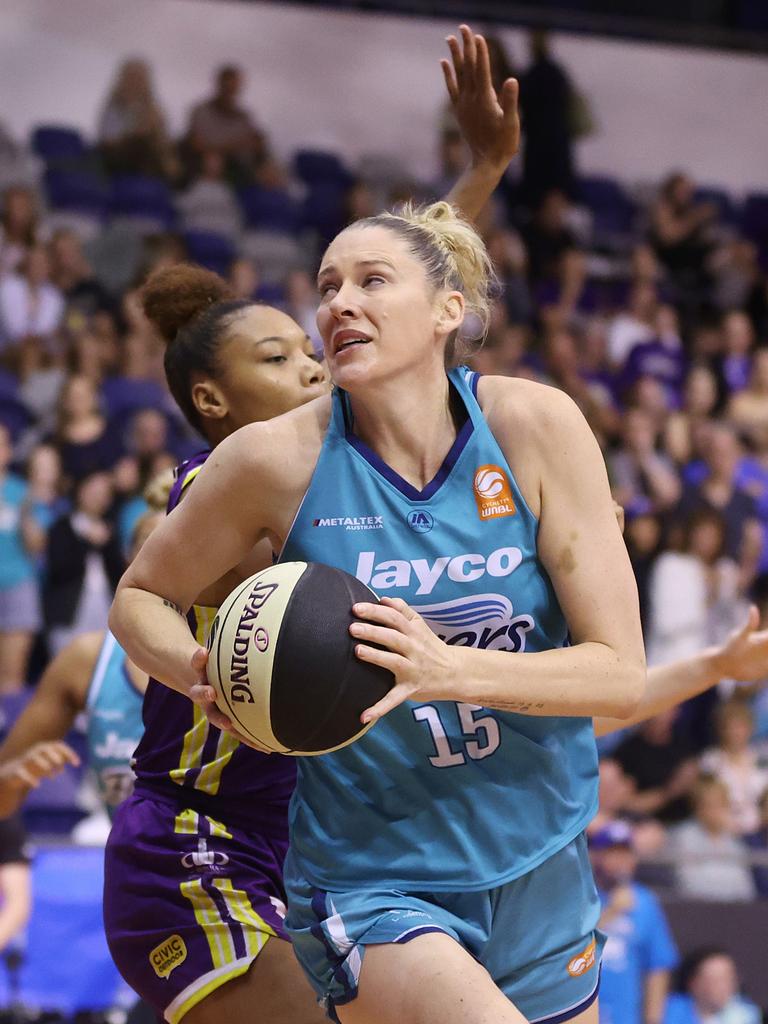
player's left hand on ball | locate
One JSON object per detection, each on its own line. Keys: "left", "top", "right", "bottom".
{"left": 188, "top": 647, "right": 274, "bottom": 753}
{"left": 351, "top": 597, "right": 456, "bottom": 724}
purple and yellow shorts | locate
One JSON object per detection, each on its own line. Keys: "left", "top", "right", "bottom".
{"left": 104, "top": 789, "right": 289, "bottom": 1024}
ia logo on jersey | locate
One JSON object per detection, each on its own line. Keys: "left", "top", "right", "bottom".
{"left": 473, "top": 464, "right": 516, "bottom": 521}
{"left": 414, "top": 593, "right": 534, "bottom": 651}
{"left": 406, "top": 509, "right": 434, "bottom": 533}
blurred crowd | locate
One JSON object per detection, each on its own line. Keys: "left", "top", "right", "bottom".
{"left": 0, "top": 31, "right": 767, "bottom": 1023}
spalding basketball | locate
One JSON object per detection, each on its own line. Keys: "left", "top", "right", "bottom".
{"left": 206, "top": 562, "right": 394, "bottom": 755}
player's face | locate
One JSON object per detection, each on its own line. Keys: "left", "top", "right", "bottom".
{"left": 316, "top": 225, "right": 454, "bottom": 391}
{"left": 216, "top": 306, "right": 329, "bottom": 427}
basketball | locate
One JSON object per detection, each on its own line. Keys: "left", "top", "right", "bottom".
{"left": 205, "top": 562, "right": 394, "bottom": 754}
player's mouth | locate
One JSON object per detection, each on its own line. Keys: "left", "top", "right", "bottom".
{"left": 332, "top": 329, "right": 372, "bottom": 355}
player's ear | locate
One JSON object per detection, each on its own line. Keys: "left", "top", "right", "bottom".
{"left": 436, "top": 291, "right": 465, "bottom": 337}
{"left": 192, "top": 379, "right": 228, "bottom": 422}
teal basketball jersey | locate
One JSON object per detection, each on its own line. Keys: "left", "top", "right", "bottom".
{"left": 281, "top": 367, "right": 598, "bottom": 893}
{"left": 85, "top": 632, "right": 145, "bottom": 818}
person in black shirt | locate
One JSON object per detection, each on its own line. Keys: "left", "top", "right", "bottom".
{"left": 614, "top": 708, "right": 698, "bottom": 824}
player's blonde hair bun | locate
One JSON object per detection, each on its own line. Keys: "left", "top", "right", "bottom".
{"left": 360, "top": 201, "right": 497, "bottom": 358}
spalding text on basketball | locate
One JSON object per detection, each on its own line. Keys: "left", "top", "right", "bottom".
{"left": 229, "top": 581, "right": 278, "bottom": 703}
{"left": 355, "top": 547, "right": 522, "bottom": 597}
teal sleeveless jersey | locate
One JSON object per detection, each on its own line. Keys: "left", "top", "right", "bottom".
{"left": 281, "top": 367, "right": 598, "bottom": 892}
{"left": 85, "top": 632, "right": 145, "bottom": 818}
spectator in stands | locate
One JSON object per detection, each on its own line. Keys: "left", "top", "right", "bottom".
{"left": 184, "top": 65, "right": 268, "bottom": 185}
{"left": 519, "top": 31, "right": 576, "bottom": 205}
{"left": 176, "top": 150, "right": 243, "bottom": 241}
{"left": 671, "top": 775, "right": 756, "bottom": 901}
{"left": 700, "top": 700, "right": 768, "bottom": 836}
{"left": 609, "top": 407, "right": 681, "bottom": 517}
{"left": 744, "top": 786, "right": 768, "bottom": 897}
{"left": 0, "top": 244, "right": 64, "bottom": 358}
{"left": 50, "top": 373, "right": 123, "bottom": 483}
{"left": 614, "top": 709, "right": 698, "bottom": 824}
{"left": 98, "top": 58, "right": 177, "bottom": 180}
{"left": 521, "top": 188, "right": 586, "bottom": 316}
{"left": 624, "top": 509, "right": 662, "bottom": 630}
{"left": 486, "top": 227, "right": 532, "bottom": 325}
{"left": 664, "top": 948, "right": 760, "bottom": 1024}
{"left": 664, "top": 365, "right": 719, "bottom": 467}
{"left": 676, "top": 422, "right": 762, "bottom": 589}
{"left": 727, "top": 347, "right": 768, "bottom": 450}
{"left": 68, "top": 327, "right": 120, "bottom": 388}
{"left": 607, "top": 281, "right": 659, "bottom": 369}
{"left": 43, "top": 469, "right": 124, "bottom": 656}
{"left": 285, "top": 269, "right": 323, "bottom": 355}
{"left": 618, "top": 304, "right": 686, "bottom": 410}
{"left": 0, "top": 423, "right": 41, "bottom": 692}
{"left": 590, "top": 820, "right": 678, "bottom": 1024}
{"left": 0, "top": 185, "right": 38, "bottom": 278}
{"left": 647, "top": 510, "right": 743, "bottom": 668}
{"left": 0, "top": 815, "right": 32, "bottom": 954}
{"left": 48, "top": 229, "right": 113, "bottom": 321}
{"left": 717, "top": 310, "right": 754, "bottom": 397}
{"left": 650, "top": 172, "right": 717, "bottom": 306}
{"left": 22, "top": 443, "right": 66, "bottom": 573}
{"left": 589, "top": 758, "right": 667, "bottom": 857}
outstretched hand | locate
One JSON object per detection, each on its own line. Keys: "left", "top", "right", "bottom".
{"left": 0, "top": 740, "right": 80, "bottom": 790}
{"left": 443, "top": 24, "right": 520, "bottom": 172}
{"left": 714, "top": 605, "right": 768, "bottom": 684}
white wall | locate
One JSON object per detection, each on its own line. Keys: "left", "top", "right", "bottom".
{"left": 1, "top": 0, "right": 767, "bottom": 195}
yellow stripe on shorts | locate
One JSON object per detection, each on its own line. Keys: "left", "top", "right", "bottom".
{"left": 180, "top": 878, "right": 237, "bottom": 970}
{"left": 211, "top": 877, "right": 276, "bottom": 958}
{"left": 174, "top": 809, "right": 200, "bottom": 835}
{"left": 205, "top": 816, "right": 233, "bottom": 840}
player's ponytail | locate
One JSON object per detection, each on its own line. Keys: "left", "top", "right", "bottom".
{"left": 141, "top": 263, "right": 251, "bottom": 434}
{"left": 357, "top": 202, "right": 496, "bottom": 362}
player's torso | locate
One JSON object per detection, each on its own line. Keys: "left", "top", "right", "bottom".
{"left": 132, "top": 451, "right": 296, "bottom": 832}
{"left": 281, "top": 367, "right": 598, "bottom": 892}
{"left": 85, "top": 632, "right": 145, "bottom": 817}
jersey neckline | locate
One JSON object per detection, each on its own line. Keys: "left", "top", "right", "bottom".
{"left": 337, "top": 373, "right": 476, "bottom": 503}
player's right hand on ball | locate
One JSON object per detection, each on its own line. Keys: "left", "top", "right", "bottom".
{"left": 188, "top": 647, "right": 273, "bottom": 753}
{"left": 1, "top": 740, "right": 80, "bottom": 790}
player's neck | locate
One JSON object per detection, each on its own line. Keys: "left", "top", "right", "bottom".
{"left": 347, "top": 368, "right": 457, "bottom": 491}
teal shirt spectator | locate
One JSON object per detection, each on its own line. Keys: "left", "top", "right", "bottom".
{"left": 663, "top": 992, "right": 760, "bottom": 1024}
{"left": 117, "top": 496, "right": 148, "bottom": 558}
{"left": 598, "top": 882, "right": 679, "bottom": 1024}
{"left": 0, "top": 474, "right": 35, "bottom": 588}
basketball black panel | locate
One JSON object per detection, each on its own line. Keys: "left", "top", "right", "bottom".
{"left": 270, "top": 563, "right": 393, "bottom": 751}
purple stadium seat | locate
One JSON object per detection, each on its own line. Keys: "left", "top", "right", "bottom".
{"left": 238, "top": 185, "right": 301, "bottom": 234}
{"left": 108, "top": 175, "right": 176, "bottom": 228}
{"left": 31, "top": 124, "right": 88, "bottom": 163}
{"left": 44, "top": 168, "right": 108, "bottom": 217}
{"left": 294, "top": 149, "right": 353, "bottom": 188}
{"left": 183, "top": 230, "right": 236, "bottom": 277}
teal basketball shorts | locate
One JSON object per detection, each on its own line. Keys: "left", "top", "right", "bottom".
{"left": 285, "top": 833, "right": 605, "bottom": 1022}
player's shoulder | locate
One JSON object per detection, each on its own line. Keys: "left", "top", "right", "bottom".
{"left": 476, "top": 374, "right": 585, "bottom": 451}
{"left": 204, "top": 396, "right": 332, "bottom": 508}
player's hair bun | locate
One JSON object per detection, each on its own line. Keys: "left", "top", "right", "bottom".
{"left": 142, "top": 264, "right": 234, "bottom": 345}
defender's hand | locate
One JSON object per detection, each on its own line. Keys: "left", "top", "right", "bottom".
{"left": 443, "top": 24, "right": 520, "bottom": 171}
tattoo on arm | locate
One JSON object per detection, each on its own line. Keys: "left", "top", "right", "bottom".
{"left": 492, "top": 700, "right": 546, "bottom": 714}
{"left": 163, "top": 599, "right": 185, "bottom": 617}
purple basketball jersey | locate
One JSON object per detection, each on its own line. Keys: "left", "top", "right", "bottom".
{"left": 131, "top": 451, "right": 296, "bottom": 831}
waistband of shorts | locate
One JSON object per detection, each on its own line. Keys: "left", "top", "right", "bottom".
{"left": 133, "top": 779, "right": 290, "bottom": 840}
